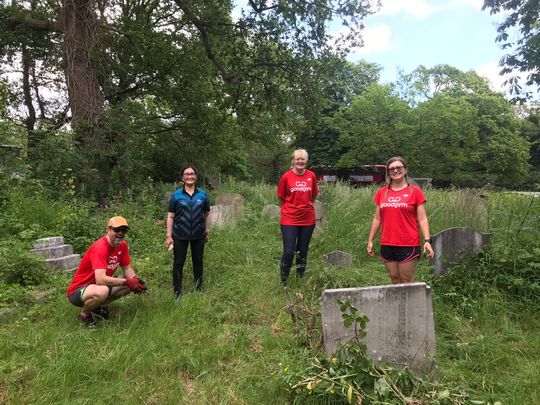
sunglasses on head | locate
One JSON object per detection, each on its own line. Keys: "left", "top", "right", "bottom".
{"left": 110, "top": 226, "right": 129, "bottom": 233}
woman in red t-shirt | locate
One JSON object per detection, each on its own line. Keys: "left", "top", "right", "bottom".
{"left": 367, "top": 156, "right": 434, "bottom": 284}
{"left": 277, "top": 149, "right": 318, "bottom": 283}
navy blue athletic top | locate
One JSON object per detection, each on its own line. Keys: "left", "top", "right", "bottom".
{"left": 168, "top": 187, "right": 211, "bottom": 240}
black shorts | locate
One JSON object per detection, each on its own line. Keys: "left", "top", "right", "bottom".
{"left": 67, "top": 285, "right": 113, "bottom": 307}
{"left": 380, "top": 245, "right": 420, "bottom": 263}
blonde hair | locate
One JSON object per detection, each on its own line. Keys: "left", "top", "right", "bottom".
{"left": 290, "top": 149, "right": 309, "bottom": 168}
{"left": 384, "top": 156, "right": 411, "bottom": 195}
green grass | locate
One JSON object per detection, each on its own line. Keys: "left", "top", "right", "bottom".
{"left": 0, "top": 182, "right": 539, "bottom": 404}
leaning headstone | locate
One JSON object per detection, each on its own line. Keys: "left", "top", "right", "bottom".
{"left": 320, "top": 283, "right": 436, "bottom": 377}
{"left": 31, "top": 237, "right": 80, "bottom": 271}
{"left": 210, "top": 205, "right": 236, "bottom": 227}
{"left": 431, "top": 227, "right": 491, "bottom": 276}
{"left": 314, "top": 200, "right": 324, "bottom": 229}
{"left": 323, "top": 250, "right": 352, "bottom": 269}
{"left": 262, "top": 204, "right": 280, "bottom": 218}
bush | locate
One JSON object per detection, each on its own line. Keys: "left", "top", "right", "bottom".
{"left": 0, "top": 242, "right": 49, "bottom": 286}
{"left": 430, "top": 242, "right": 540, "bottom": 315}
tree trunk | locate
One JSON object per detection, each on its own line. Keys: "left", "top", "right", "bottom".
{"left": 61, "top": 0, "right": 104, "bottom": 127}
{"left": 21, "top": 46, "right": 38, "bottom": 164}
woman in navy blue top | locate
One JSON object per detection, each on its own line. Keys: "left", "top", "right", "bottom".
{"left": 166, "top": 166, "right": 211, "bottom": 299}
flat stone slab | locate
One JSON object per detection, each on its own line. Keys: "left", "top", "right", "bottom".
{"left": 31, "top": 244, "right": 74, "bottom": 259}
{"left": 320, "top": 283, "right": 436, "bottom": 377}
{"left": 33, "top": 237, "right": 65, "bottom": 249}
{"left": 431, "top": 227, "right": 491, "bottom": 276}
{"left": 323, "top": 250, "right": 352, "bottom": 269}
{"left": 262, "top": 204, "right": 280, "bottom": 218}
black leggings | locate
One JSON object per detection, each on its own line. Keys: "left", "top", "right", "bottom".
{"left": 280, "top": 224, "right": 316, "bottom": 281}
{"left": 173, "top": 238, "right": 205, "bottom": 293}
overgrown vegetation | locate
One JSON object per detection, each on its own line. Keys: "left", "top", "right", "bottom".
{"left": 0, "top": 181, "right": 538, "bottom": 404}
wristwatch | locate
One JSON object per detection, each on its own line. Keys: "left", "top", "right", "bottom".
{"left": 424, "top": 238, "right": 432, "bottom": 244}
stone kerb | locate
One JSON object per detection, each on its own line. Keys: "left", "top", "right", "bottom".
{"left": 431, "top": 227, "right": 491, "bottom": 276}
{"left": 323, "top": 250, "right": 352, "bottom": 269}
{"left": 320, "top": 283, "right": 437, "bottom": 377}
{"left": 262, "top": 204, "right": 280, "bottom": 218}
{"left": 31, "top": 237, "right": 80, "bottom": 271}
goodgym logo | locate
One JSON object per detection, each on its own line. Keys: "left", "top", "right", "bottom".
{"left": 290, "top": 180, "right": 311, "bottom": 192}
{"left": 381, "top": 195, "right": 408, "bottom": 208}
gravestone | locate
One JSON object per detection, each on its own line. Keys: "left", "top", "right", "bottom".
{"left": 215, "top": 193, "right": 245, "bottom": 218}
{"left": 323, "top": 250, "right": 352, "bottom": 269}
{"left": 314, "top": 200, "right": 324, "bottom": 229}
{"left": 262, "top": 204, "right": 280, "bottom": 218}
{"left": 320, "top": 283, "right": 436, "bottom": 377}
{"left": 210, "top": 205, "right": 236, "bottom": 227}
{"left": 31, "top": 237, "right": 80, "bottom": 271}
{"left": 431, "top": 227, "right": 491, "bottom": 276}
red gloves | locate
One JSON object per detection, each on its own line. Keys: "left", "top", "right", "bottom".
{"left": 124, "top": 277, "right": 147, "bottom": 293}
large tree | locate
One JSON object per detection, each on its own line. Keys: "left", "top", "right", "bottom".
{"left": 295, "top": 58, "right": 382, "bottom": 165}
{"left": 1, "top": 0, "right": 378, "bottom": 194}
{"left": 329, "top": 65, "right": 531, "bottom": 187}
{"left": 482, "top": 0, "right": 540, "bottom": 102}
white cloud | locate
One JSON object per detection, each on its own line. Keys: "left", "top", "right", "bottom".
{"left": 346, "top": 23, "right": 394, "bottom": 55}
{"left": 329, "top": 23, "right": 393, "bottom": 55}
{"left": 449, "top": 0, "right": 484, "bottom": 11}
{"left": 376, "top": 0, "right": 438, "bottom": 19}
{"left": 475, "top": 62, "right": 508, "bottom": 93}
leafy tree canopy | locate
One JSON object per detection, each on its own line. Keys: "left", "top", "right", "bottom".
{"left": 482, "top": 0, "right": 540, "bottom": 101}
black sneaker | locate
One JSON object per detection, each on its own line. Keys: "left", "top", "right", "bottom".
{"left": 92, "top": 306, "right": 109, "bottom": 320}
{"left": 174, "top": 291, "right": 182, "bottom": 301}
{"left": 78, "top": 313, "right": 96, "bottom": 327}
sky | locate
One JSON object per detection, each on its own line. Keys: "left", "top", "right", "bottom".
{"left": 233, "top": 0, "right": 514, "bottom": 94}
{"left": 340, "top": 0, "right": 511, "bottom": 92}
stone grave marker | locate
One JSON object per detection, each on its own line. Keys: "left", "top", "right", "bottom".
{"left": 215, "top": 193, "right": 244, "bottom": 216}
{"left": 210, "top": 205, "right": 236, "bottom": 227}
{"left": 431, "top": 227, "right": 491, "bottom": 276}
{"left": 262, "top": 204, "right": 280, "bottom": 218}
{"left": 314, "top": 200, "right": 324, "bottom": 229}
{"left": 323, "top": 250, "right": 352, "bottom": 269}
{"left": 211, "top": 193, "right": 245, "bottom": 227}
{"left": 320, "top": 283, "right": 437, "bottom": 377}
{"left": 31, "top": 236, "right": 80, "bottom": 272}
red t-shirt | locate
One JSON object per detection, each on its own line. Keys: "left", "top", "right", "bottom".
{"left": 66, "top": 236, "right": 131, "bottom": 296}
{"left": 277, "top": 169, "right": 318, "bottom": 226}
{"left": 374, "top": 185, "right": 426, "bottom": 246}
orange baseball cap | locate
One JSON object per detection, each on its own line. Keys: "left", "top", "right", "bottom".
{"left": 107, "top": 216, "right": 129, "bottom": 229}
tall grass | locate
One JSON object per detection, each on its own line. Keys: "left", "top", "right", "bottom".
{"left": 0, "top": 181, "right": 538, "bottom": 403}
